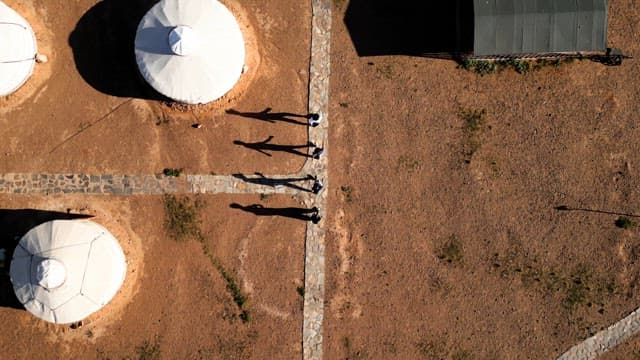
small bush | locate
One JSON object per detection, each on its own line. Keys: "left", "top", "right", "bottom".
{"left": 163, "top": 168, "right": 182, "bottom": 177}
{"left": 458, "top": 60, "right": 497, "bottom": 76}
{"left": 340, "top": 185, "right": 353, "bottom": 203}
{"left": 506, "top": 59, "right": 530, "bottom": 74}
{"left": 438, "top": 236, "right": 463, "bottom": 264}
{"left": 616, "top": 217, "right": 638, "bottom": 229}
{"left": 459, "top": 108, "right": 486, "bottom": 132}
{"left": 136, "top": 337, "right": 161, "bottom": 360}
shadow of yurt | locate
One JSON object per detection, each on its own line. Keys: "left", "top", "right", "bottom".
{"left": 0, "top": 209, "right": 92, "bottom": 310}
{"left": 68, "top": 0, "right": 164, "bottom": 99}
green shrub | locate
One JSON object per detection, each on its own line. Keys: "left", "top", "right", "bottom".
{"left": 615, "top": 217, "right": 638, "bottom": 229}
{"left": 163, "top": 168, "right": 182, "bottom": 177}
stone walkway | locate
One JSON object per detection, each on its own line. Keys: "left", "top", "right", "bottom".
{"left": 0, "top": 1, "right": 331, "bottom": 359}
{"left": 558, "top": 308, "right": 640, "bottom": 359}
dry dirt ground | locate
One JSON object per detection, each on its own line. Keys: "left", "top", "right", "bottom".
{"left": 0, "top": 194, "right": 306, "bottom": 359}
{"left": 0, "top": 0, "right": 310, "bottom": 175}
{"left": 325, "top": 0, "right": 640, "bottom": 359}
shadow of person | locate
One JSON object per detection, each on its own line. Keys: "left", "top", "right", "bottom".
{"left": 68, "top": 0, "right": 165, "bottom": 99}
{"left": 0, "top": 209, "right": 93, "bottom": 309}
{"left": 230, "top": 203, "right": 320, "bottom": 223}
{"left": 233, "top": 136, "right": 316, "bottom": 157}
{"left": 232, "top": 172, "right": 314, "bottom": 192}
{"left": 226, "top": 108, "right": 311, "bottom": 125}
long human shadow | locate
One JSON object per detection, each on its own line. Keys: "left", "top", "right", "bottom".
{"left": 230, "top": 203, "right": 320, "bottom": 223}
{"left": 68, "top": 0, "right": 164, "bottom": 99}
{"left": 344, "top": 0, "right": 474, "bottom": 57}
{"left": 233, "top": 173, "right": 314, "bottom": 193}
{"left": 554, "top": 205, "right": 640, "bottom": 218}
{"left": 0, "top": 209, "right": 93, "bottom": 309}
{"left": 226, "top": 108, "right": 311, "bottom": 126}
{"left": 233, "top": 136, "right": 315, "bottom": 157}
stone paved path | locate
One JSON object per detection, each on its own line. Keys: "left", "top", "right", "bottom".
{"left": 0, "top": 1, "right": 331, "bottom": 359}
{"left": 558, "top": 308, "right": 640, "bottom": 359}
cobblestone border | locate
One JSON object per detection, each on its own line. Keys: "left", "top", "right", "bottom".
{"left": 0, "top": 1, "right": 331, "bottom": 359}
{"left": 300, "top": 1, "right": 330, "bottom": 359}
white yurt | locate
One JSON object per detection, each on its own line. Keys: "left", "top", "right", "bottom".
{"left": 0, "top": 1, "right": 37, "bottom": 97}
{"left": 134, "top": 0, "right": 246, "bottom": 104}
{"left": 10, "top": 220, "right": 126, "bottom": 324}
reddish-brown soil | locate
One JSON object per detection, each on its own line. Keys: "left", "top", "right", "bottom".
{"left": 0, "top": 194, "right": 305, "bottom": 359}
{"left": 0, "top": 0, "right": 310, "bottom": 175}
{"left": 601, "top": 333, "right": 640, "bottom": 359}
{"left": 325, "top": 0, "right": 640, "bottom": 358}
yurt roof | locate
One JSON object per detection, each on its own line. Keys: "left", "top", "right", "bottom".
{"left": 0, "top": 1, "right": 37, "bottom": 96}
{"left": 10, "top": 220, "right": 126, "bottom": 324}
{"left": 134, "top": 0, "right": 246, "bottom": 104}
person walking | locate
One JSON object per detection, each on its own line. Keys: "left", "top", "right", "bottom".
{"left": 312, "top": 178, "right": 324, "bottom": 194}
{"left": 312, "top": 147, "right": 324, "bottom": 160}
{"left": 308, "top": 113, "right": 322, "bottom": 127}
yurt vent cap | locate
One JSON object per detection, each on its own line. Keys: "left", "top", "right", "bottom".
{"left": 36, "top": 258, "right": 66, "bottom": 290}
{"left": 169, "top": 25, "right": 198, "bottom": 56}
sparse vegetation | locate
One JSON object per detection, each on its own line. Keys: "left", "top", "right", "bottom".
{"left": 163, "top": 195, "right": 204, "bottom": 242}
{"left": 459, "top": 57, "right": 578, "bottom": 76}
{"left": 163, "top": 168, "right": 183, "bottom": 177}
{"left": 459, "top": 108, "right": 486, "bottom": 162}
{"left": 340, "top": 185, "right": 353, "bottom": 203}
{"left": 492, "top": 250, "right": 618, "bottom": 311}
{"left": 416, "top": 340, "right": 470, "bottom": 360}
{"left": 460, "top": 108, "right": 486, "bottom": 132}
{"left": 397, "top": 154, "right": 422, "bottom": 172}
{"left": 296, "top": 285, "right": 305, "bottom": 297}
{"left": 163, "top": 195, "right": 249, "bottom": 322}
{"left": 259, "top": 193, "right": 271, "bottom": 202}
{"left": 136, "top": 337, "right": 161, "bottom": 360}
{"left": 616, "top": 217, "right": 638, "bottom": 229}
{"left": 375, "top": 63, "right": 395, "bottom": 80}
{"left": 457, "top": 59, "right": 497, "bottom": 76}
{"left": 437, "top": 235, "right": 464, "bottom": 264}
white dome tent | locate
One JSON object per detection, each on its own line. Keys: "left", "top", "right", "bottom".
{"left": 134, "top": 0, "right": 246, "bottom": 104}
{"left": 0, "top": 1, "right": 38, "bottom": 97}
{"left": 10, "top": 220, "right": 126, "bottom": 324}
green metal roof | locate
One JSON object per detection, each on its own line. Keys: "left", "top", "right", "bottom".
{"left": 473, "top": 0, "right": 608, "bottom": 56}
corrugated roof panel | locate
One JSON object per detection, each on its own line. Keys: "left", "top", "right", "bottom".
{"left": 533, "top": 0, "right": 553, "bottom": 52}
{"left": 552, "top": 1, "right": 578, "bottom": 51}
{"left": 519, "top": 0, "right": 537, "bottom": 52}
{"left": 473, "top": 0, "right": 608, "bottom": 56}
{"left": 495, "top": 1, "right": 515, "bottom": 53}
